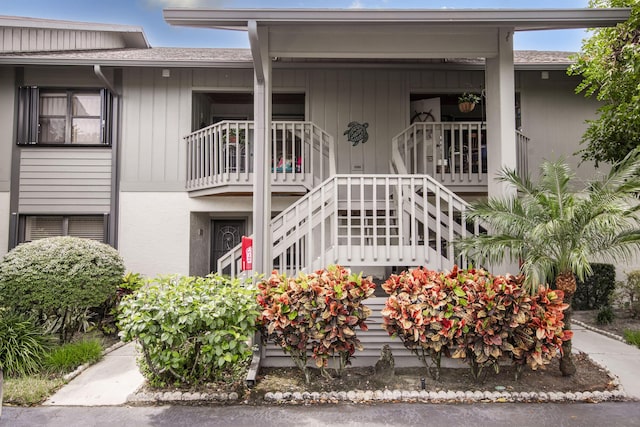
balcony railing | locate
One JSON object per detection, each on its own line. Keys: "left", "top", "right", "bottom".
{"left": 185, "top": 121, "right": 335, "bottom": 194}
{"left": 516, "top": 129, "right": 530, "bottom": 177}
{"left": 392, "top": 122, "right": 529, "bottom": 189}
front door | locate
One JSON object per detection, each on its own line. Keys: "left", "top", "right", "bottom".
{"left": 211, "top": 219, "right": 246, "bottom": 274}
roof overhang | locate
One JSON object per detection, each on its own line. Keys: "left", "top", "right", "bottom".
{"left": 163, "top": 8, "right": 631, "bottom": 32}
{"left": 0, "top": 15, "right": 150, "bottom": 48}
{"left": 164, "top": 8, "right": 630, "bottom": 60}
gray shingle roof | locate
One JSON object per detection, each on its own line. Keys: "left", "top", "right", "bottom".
{"left": 0, "top": 47, "right": 574, "bottom": 68}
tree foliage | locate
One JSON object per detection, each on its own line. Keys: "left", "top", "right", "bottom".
{"left": 569, "top": 0, "right": 640, "bottom": 165}
{"left": 456, "top": 148, "right": 640, "bottom": 292}
{"left": 456, "top": 148, "right": 640, "bottom": 376}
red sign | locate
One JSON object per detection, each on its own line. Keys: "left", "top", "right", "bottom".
{"left": 241, "top": 236, "right": 253, "bottom": 271}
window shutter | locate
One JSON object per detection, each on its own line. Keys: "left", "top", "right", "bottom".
{"left": 100, "top": 88, "right": 113, "bottom": 145}
{"left": 16, "top": 86, "right": 39, "bottom": 145}
{"left": 68, "top": 216, "right": 106, "bottom": 242}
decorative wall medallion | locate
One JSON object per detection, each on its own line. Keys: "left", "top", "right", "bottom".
{"left": 344, "top": 121, "right": 369, "bottom": 146}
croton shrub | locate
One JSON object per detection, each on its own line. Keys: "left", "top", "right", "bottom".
{"left": 257, "top": 265, "right": 375, "bottom": 383}
{"left": 382, "top": 265, "right": 571, "bottom": 381}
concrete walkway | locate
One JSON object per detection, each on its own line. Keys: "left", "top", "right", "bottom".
{"left": 44, "top": 342, "right": 144, "bottom": 406}
{"left": 571, "top": 324, "right": 640, "bottom": 400}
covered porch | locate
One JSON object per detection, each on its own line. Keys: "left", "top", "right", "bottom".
{"left": 165, "top": 7, "right": 628, "bottom": 276}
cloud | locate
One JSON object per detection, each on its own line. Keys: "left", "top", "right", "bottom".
{"left": 349, "top": 0, "right": 364, "bottom": 8}
{"left": 144, "top": 0, "right": 228, "bottom": 8}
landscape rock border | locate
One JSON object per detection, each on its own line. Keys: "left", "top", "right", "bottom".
{"left": 125, "top": 323, "right": 635, "bottom": 406}
{"left": 125, "top": 353, "right": 627, "bottom": 405}
{"left": 573, "top": 319, "right": 627, "bottom": 343}
{"left": 62, "top": 340, "right": 126, "bottom": 382}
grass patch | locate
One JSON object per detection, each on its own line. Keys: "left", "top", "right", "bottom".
{"left": 3, "top": 375, "right": 65, "bottom": 406}
{"left": 44, "top": 339, "right": 103, "bottom": 373}
{"left": 623, "top": 329, "right": 640, "bottom": 349}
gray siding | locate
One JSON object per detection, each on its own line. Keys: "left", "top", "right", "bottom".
{"left": 119, "top": 66, "right": 599, "bottom": 190}
{"left": 518, "top": 70, "right": 603, "bottom": 180}
{"left": 120, "top": 68, "right": 192, "bottom": 191}
{"left": 0, "top": 28, "right": 125, "bottom": 53}
{"left": 24, "top": 66, "right": 104, "bottom": 87}
{"left": 0, "top": 67, "right": 15, "bottom": 192}
{"left": 309, "top": 69, "right": 487, "bottom": 174}
{"left": 18, "top": 148, "right": 112, "bottom": 214}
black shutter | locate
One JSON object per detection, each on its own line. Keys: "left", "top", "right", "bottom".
{"left": 100, "top": 88, "right": 113, "bottom": 145}
{"left": 16, "top": 86, "right": 39, "bottom": 145}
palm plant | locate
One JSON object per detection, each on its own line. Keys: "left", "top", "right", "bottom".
{"left": 456, "top": 147, "right": 640, "bottom": 376}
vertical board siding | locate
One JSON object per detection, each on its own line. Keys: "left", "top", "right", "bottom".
{"left": 0, "top": 28, "right": 125, "bottom": 53}
{"left": 307, "top": 69, "right": 405, "bottom": 174}
{"left": 120, "top": 67, "right": 488, "bottom": 188}
{"left": 18, "top": 148, "right": 112, "bottom": 214}
{"left": 121, "top": 68, "right": 192, "bottom": 189}
{"left": 123, "top": 68, "right": 299, "bottom": 190}
{"left": 0, "top": 68, "right": 15, "bottom": 191}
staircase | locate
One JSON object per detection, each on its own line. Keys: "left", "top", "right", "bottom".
{"left": 218, "top": 174, "right": 478, "bottom": 276}
{"left": 215, "top": 122, "right": 495, "bottom": 368}
{"left": 215, "top": 121, "right": 531, "bottom": 368}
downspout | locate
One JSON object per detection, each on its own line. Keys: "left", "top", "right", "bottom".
{"left": 93, "top": 65, "right": 119, "bottom": 96}
{"left": 94, "top": 65, "right": 121, "bottom": 248}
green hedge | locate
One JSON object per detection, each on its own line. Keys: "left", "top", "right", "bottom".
{"left": 118, "top": 274, "right": 259, "bottom": 386}
{"left": 0, "top": 237, "right": 124, "bottom": 343}
{"left": 573, "top": 263, "right": 616, "bottom": 310}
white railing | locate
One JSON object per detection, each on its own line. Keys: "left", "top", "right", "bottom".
{"left": 218, "top": 174, "right": 479, "bottom": 276}
{"left": 392, "top": 122, "right": 530, "bottom": 189}
{"left": 516, "top": 130, "right": 529, "bottom": 177}
{"left": 392, "top": 122, "right": 487, "bottom": 188}
{"left": 185, "top": 121, "right": 335, "bottom": 193}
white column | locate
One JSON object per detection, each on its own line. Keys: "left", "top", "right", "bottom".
{"left": 252, "top": 25, "right": 272, "bottom": 275}
{"left": 485, "top": 27, "right": 517, "bottom": 198}
{"left": 485, "top": 27, "right": 519, "bottom": 276}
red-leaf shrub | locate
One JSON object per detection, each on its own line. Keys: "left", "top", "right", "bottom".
{"left": 382, "top": 266, "right": 489, "bottom": 380}
{"left": 382, "top": 265, "right": 571, "bottom": 381}
{"left": 257, "top": 265, "right": 375, "bottom": 382}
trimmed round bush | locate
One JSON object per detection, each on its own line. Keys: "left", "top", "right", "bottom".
{"left": 0, "top": 237, "right": 124, "bottom": 342}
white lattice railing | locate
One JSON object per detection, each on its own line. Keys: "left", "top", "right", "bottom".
{"left": 218, "top": 174, "right": 479, "bottom": 277}
{"left": 392, "top": 122, "right": 529, "bottom": 188}
{"left": 185, "top": 121, "right": 335, "bottom": 193}
{"left": 516, "top": 130, "right": 530, "bottom": 177}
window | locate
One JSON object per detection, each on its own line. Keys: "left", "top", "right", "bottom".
{"left": 17, "top": 87, "right": 113, "bottom": 146}
{"left": 21, "top": 215, "right": 106, "bottom": 243}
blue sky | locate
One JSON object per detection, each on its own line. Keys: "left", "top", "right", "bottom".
{"left": 1, "top": 0, "right": 594, "bottom": 51}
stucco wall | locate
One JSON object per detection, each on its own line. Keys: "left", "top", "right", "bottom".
{"left": 0, "top": 192, "right": 9, "bottom": 257}
{"left": 119, "top": 191, "right": 300, "bottom": 276}
{"left": 118, "top": 192, "right": 192, "bottom": 276}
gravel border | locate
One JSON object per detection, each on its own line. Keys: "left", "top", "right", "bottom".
{"left": 126, "top": 323, "right": 634, "bottom": 406}
{"left": 126, "top": 353, "right": 628, "bottom": 405}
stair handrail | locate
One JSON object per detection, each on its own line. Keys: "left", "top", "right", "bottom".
{"left": 218, "top": 175, "right": 339, "bottom": 276}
